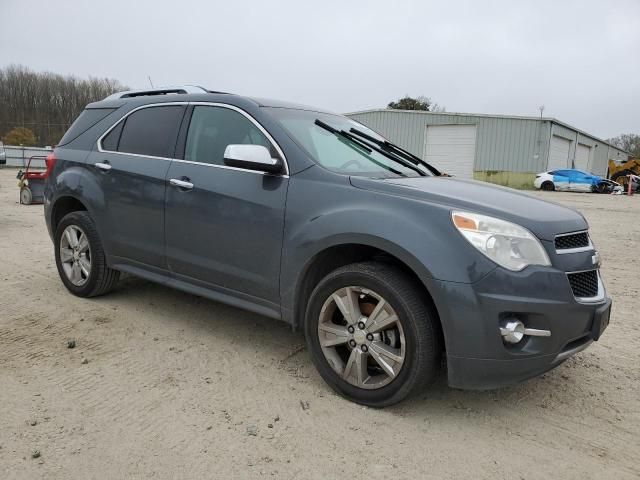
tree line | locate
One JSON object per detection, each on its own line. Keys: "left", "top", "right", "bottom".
{"left": 0, "top": 65, "right": 126, "bottom": 146}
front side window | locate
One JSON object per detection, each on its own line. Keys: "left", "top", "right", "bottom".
{"left": 184, "top": 106, "right": 273, "bottom": 166}
{"left": 112, "top": 105, "right": 185, "bottom": 158}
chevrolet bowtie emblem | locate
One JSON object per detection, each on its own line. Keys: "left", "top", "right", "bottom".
{"left": 592, "top": 252, "right": 601, "bottom": 267}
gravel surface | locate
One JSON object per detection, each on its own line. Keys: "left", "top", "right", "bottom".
{"left": 0, "top": 168, "right": 638, "bottom": 479}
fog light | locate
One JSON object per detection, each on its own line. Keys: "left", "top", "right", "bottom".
{"left": 500, "top": 320, "right": 525, "bottom": 344}
{"left": 500, "top": 319, "right": 552, "bottom": 344}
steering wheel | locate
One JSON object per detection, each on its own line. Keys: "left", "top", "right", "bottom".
{"left": 339, "top": 159, "right": 364, "bottom": 170}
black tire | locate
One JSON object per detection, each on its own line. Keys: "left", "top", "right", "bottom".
{"left": 54, "top": 211, "right": 119, "bottom": 297}
{"left": 304, "top": 261, "right": 441, "bottom": 407}
{"left": 541, "top": 181, "right": 555, "bottom": 191}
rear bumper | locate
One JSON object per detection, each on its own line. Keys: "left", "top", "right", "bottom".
{"left": 426, "top": 266, "right": 611, "bottom": 390}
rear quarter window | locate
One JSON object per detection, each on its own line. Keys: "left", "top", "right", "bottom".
{"left": 58, "top": 108, "right": 116, "bottom": 146}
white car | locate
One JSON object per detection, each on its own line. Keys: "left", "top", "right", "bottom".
{"left": 0, "top": 141, "right": 5, "bottom": 165}
{"left": 534, "top": 169, "right": 617, "bottom": 193}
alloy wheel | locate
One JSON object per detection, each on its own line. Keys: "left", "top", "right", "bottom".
{"left": 317, "top": 286, "right": 406, "bottom": 389}
{"left": 59, "top": 225, "right": 92, "bottom": 286}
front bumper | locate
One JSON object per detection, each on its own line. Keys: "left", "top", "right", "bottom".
{"left": 426, "top": 265, "right": 611, "bottom": 390}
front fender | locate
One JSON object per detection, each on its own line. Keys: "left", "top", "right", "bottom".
{"left": 280, "top": 168, "right": 496, "bottom": 320}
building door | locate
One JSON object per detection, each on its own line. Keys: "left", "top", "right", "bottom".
{"left": 548, "top": 135, "right": 571, "bottom": 171}
{"left": 575, "top": 143, "right": 591, "bottom": 171}
{"left": 423, "top": 125, "right": 476, "bottom": 179}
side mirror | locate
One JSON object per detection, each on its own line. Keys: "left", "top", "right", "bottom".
{"left": 223, "top": 144, "right": 282, "bottom": 174}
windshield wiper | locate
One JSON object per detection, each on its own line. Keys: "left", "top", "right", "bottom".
{"left": 315, "top": 119, "right": 424, "bottom": 177}
{"left": 349, "top": 127, "right": 441, "bottom": 176}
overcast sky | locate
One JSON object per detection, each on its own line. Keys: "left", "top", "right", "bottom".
{"left": 1, "top": 0, "right": 638, "bottom": 138}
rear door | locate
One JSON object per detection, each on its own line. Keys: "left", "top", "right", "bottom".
{"left": 164, "top": 104, "right": 288, "bottom": 305}
{"left": 568, "top": 171, "right": 595, "bottom": 192}
{"left": 88, "top": 103, "right": 186, "bottom": 269}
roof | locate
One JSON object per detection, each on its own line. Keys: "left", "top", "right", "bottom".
{"left": 345, "top": 108, "right": 631, "bottom": 155}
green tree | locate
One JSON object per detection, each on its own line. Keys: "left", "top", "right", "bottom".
{"left": 607, "top": 133, "right": 640, "bottom": 158}
{"left": 387, "top": 95, "right": 444, "bottom": 112}
{"left": 3, "top": 126, "right": 37, "bottom": 146}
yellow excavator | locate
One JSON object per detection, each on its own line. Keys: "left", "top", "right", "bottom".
{"left": 608, "top": 159, "right": 640, "bottom": 190}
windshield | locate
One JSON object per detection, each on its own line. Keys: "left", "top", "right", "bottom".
{"left": 266, "top": 108, "right": 430, "bottom": 178}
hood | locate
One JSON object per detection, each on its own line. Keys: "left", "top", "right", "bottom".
{"left": 350, "top": 176, "right": 587, "bottom": 241}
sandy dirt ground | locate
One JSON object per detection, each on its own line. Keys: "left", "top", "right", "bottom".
{"left": 0, "top": 167, "right": 638, "bottom": 479}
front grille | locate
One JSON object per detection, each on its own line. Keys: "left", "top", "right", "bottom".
{"left": 567, "top": 270, "right": 599, "bottom": 298}
{"left": 555, "top": 231, "right": 590, "bottom": 251}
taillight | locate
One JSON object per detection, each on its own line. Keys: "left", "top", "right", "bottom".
{"left": 44, "top": 153, "right": 56, "bottom": 178}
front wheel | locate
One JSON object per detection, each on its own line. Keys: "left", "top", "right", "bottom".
{"left": 305, "top": 262, "right": 441, "bottom": 407}
{"left": 54, "top": 211, "right": 119, "bottom": 297}
{"left": 541, "top": 181, "right": 555, "bottom": 191}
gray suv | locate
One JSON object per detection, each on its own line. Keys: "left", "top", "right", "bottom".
{"left": 44, "top": 86, "right": 612, "bottom": 406}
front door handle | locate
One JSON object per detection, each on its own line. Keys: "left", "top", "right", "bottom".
{"left": 169, "top": 178, "right": 194, "bottom": 190}
{"left": 95, "top": 162, "right": 112, "bottom": 171}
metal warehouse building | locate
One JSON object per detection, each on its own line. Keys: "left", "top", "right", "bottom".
{"left": 345, "top": 109, "right": 630, "bottom": 188}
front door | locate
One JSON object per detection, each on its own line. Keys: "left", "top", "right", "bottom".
{"left": 164, "top": 105, "right": 288, "bottom": 304}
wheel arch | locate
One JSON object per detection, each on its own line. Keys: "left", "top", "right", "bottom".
{"left": 291, "top": 241, "right": 444, "bottom": 350}
{"left": 51, "top": 195, "right": 89, "bottom": 232}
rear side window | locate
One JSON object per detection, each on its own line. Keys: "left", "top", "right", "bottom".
{"left": 184, "top": 106, "right": 274, "bottom": 166}
{"left": 58, "top": 108, "right": 116, "bottom": 146}
{"left": 116, "top": 106, "right": 185, "bottom": 158}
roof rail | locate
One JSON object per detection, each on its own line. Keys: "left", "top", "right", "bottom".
{"left": 103, "top": 85, "right": 209, "bottom": 100}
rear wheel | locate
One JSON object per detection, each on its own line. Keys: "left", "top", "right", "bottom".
{"left": 20, "top": 187, "right": 32, "bottom": 205}
{"left": 54, "top": 211, "right": 119, "bottom": 297}
{"left": 541, "top": 181, "right": 555, "bottom": 191}
{"left": 305, "top": 262, "right": 440, "bottom": 407}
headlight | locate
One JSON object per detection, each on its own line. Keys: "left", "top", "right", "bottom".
{"left": 451, "top": 211, "right": 551, "bottom": 271}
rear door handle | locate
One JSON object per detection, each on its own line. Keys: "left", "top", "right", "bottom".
{"left": 95, "top": 162, "right": 112, "bottom": 171}
{"left": 169, "top": 178, "right": 194, "bottom": 190}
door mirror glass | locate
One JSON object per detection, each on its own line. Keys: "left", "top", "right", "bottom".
{"left": 224, "top": 144, "right": 282, "bottom": 173}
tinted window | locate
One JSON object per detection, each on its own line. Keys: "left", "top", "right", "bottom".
{"left": 185, "top": 106, "right": 273, "bottom": 165}
{"left": 58, "top": 108, "right": 116, "bottom": 146}
{"left": 118, "top": 106, "right": 185, "bottom": 158}
{"left": 101, "top": 121, "right": 124, "bottom": 151}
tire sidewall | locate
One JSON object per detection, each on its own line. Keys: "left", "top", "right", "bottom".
{"left": 305, "top": 269, "right": 425, "bottom": 407}
{"left": 54, "top": 212, "right": 100, "bottom": 297}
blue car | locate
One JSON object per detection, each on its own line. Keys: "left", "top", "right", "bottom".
{"left": 534, "top": 169, "right": 614, "bottom": 193}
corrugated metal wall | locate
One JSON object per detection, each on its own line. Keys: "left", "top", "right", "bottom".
{"left": 1, "top": 145, "right": 53, "bottom": 167}
{"left": 549, "top": 123, "right": 628, "bottom": 176}
{"left": 346, "top": 110, "right": 629, "bottom": 179}
{"left": 347, "top": 110, "right": 550, "bottom": 174}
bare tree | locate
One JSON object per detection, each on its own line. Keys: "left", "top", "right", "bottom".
{"left": 607, "top": 133, "right": 640, "bottom": 158}
{"left": 0, "top": 65, "right": 127, "bottom": 146}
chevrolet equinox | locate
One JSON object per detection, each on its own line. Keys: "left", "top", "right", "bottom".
{"left": 44, "top": 86, "right": 612, "bottom": 406}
